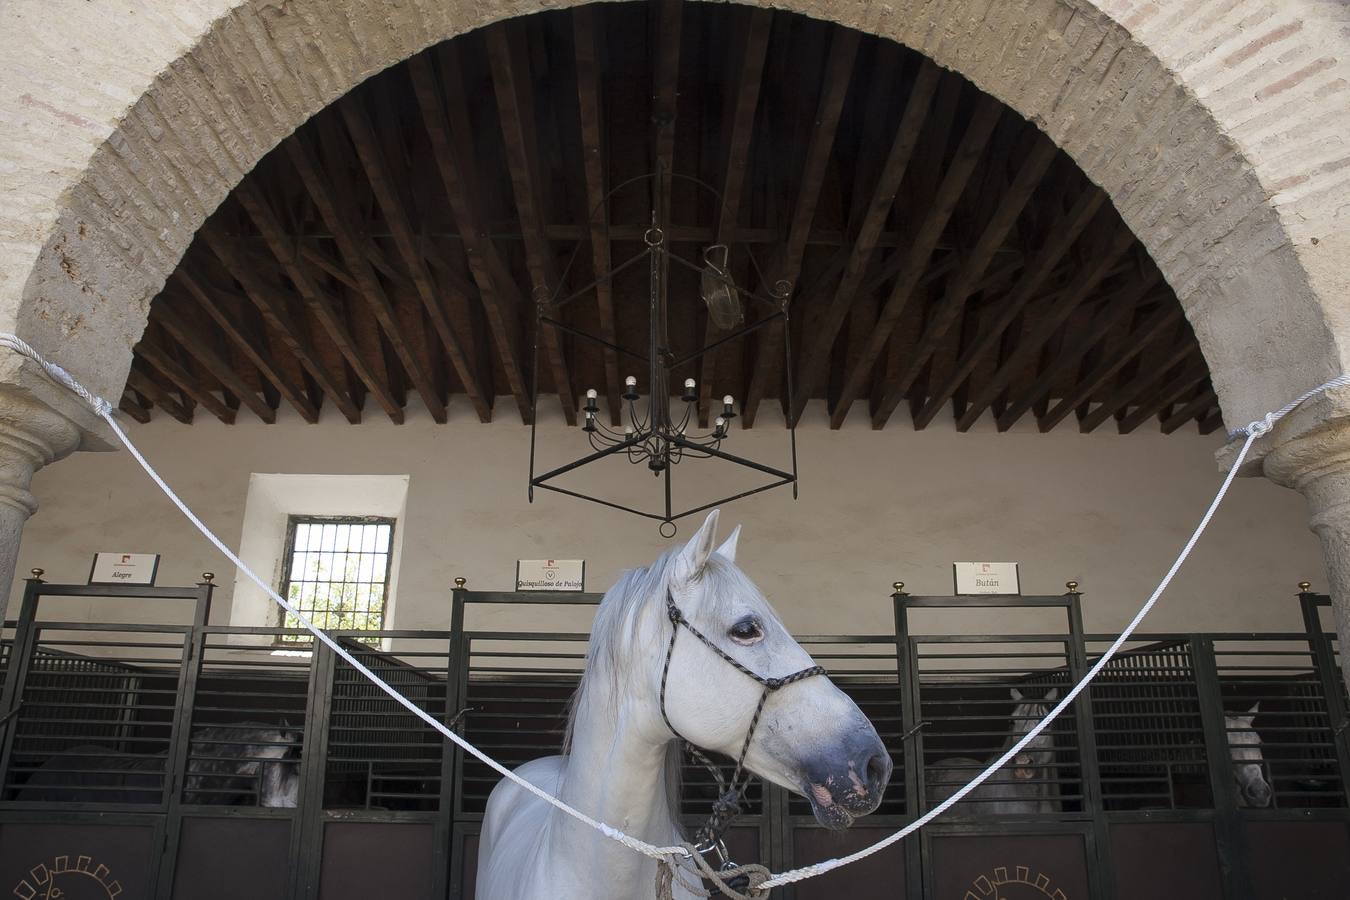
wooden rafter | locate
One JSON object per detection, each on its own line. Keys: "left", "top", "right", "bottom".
{"left": 696, "top": 8, "right": 772, "bottom": 427}
{"left": 410, "top": 49, "right": 532, "bottom": 423}
{"left": 126, "top": 367, "right": 192, "bottom": 424}
{"left": 118, "top": 394, "right": 152, "bottom": 424}
{"left": 1077, "top": 336, "right": 1198, "bottom": 432}
{"left": 285, "top": 122, "right": 445, "bottom": 422}
{"left": 175, "top": 270, "right": 320, "bottom": 423}
{"left": 338, "top": 94, "right": 493, "bottom": 422}
{"left": 952, "top": 227, "right": 1137, "bottom": 431}
{"left": 829, "top": 93, "right": 1003, "bottom": 428}
{"left": 870, "top": 138, "right": 1059, "bottom": 428}
{"left": 153, "top": 301, "right": 277, "bottom": 423}
{"left": 487, "top": 21, "right": 577, "bottom": 425}
{"left": 572, "top": 5, "right": 622, "bottom": 425}
{"left": 136, "top": 339, "right": 236, "bottom": 424}
{"left": 910, "top": 186, "right": 1109, "bottom": 429}
{"left": 742, "top": 26, "right": 859, "bottom": 428}
{"left": 1038, "top": 304, "right": 1183, "bottom": 431}
{"left": 1160, "top": 387, "right": 1219, "bottom": 434}
{"left": 1117, "top": 365, "right": 1211, "bottom": 434}
{"left": 792, "top": 58, "right": 941, "bottom": 424}
{"left": 995, "top": 273, "right": 1162, "bottom": 430}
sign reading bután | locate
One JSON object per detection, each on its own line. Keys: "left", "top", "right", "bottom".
{"left": 516, "top": 559, "right": 585, "bottom": 592}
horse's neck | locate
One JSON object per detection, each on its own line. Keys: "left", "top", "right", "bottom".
{"left": 550, "top": 689, "right": 677, "bottom": 883}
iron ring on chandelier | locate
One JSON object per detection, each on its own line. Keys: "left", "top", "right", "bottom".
{"left": 527, "top": 173, "right": 800, "bottom": 535}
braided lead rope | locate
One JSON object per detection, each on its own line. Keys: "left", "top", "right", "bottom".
{"left": 5, "top": 330, "right": 1347, "bottom": 893}
{"left": 0, "top": 332, "right": 691, "bottom": 866}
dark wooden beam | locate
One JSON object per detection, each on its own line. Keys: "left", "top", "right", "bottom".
{"left": 286, "top": 122, "right": 445, "bottom": 423}
{"left": 136, "top": 340, "right": 236, "bottom": 424}
{"left": 1038, "top": 304, "right": 1184, "bottom": 431}
{"left": 829, "top": 93, "right": 1003, "bottom": 429}
{"left": 175, "top": 270, "right": 320, "bottom": 423}
{"left": 1160, "top": 387, "right": 1219, "bottom": 434}
{"left": 225, "top": 185, "right": 400, "bottom": 421}
{"left": 410, "top": 49, "right": 532, "bottom": 422}
{"left": 650, "top": 0, "right": 683, "bottom": 224}
{"left": 1117, "top": 367, "right": 1211, "bottom": 434}
{"left": 126, "top": 367, "right": 192, "bottom": 424}
{"left": 792, "top": 58, "right": 941, "bottom": 424}
{"left": 487, "top": 21, "right": 577, "bottom": 425}
{"left": 1077, "top": 336, "right": 1198, "bottom": 432}
{"left": 995, "top": 273, "right": 1162, "bottom": 430}
{"left": 1199, "top": 411, "right": 1225, "bottom": 435}
{"left": 118, "top": 394, "right": 152, "bottom": 424}
{"left": 339, "top": 94, "right": 493, "bottom": 422}
{"left": 696, "top": 8, "right": 772, "bottom": 426}
{"left": 742, "top": 26, "right": 859, "bottom": 427}
{"left": 153, "top": 302, "right": 277, "bottom": 423}
{"left": 952, "top": 227, "right": 1137, "bottom": 431}
{"left": 910, "top": 185, "right": 1109, "bottom": 429}
{"left": 870, "top": 138, "right": 1058, "bottom": 428}
{"left": 572, "top": 5, "right": 622, "bottom": 425}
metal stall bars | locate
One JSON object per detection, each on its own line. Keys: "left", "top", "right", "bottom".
{"left": 893, "top": 583, "right": 1105, "bottom": 900}
{"left": 0, "top": 570, "right": 215, "bottom": 900}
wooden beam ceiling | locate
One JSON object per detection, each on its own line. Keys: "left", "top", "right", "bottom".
{"left": 128, "top": 2, "right": 1215, "bottom": 436}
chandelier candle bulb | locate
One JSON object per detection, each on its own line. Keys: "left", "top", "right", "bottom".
{"left": 584, "top": 388, "right": 599, "bottom": 414}
{"left": 722, "top": 395, "right": 736, "bottom": 419}
{"left": 683, "top": 378, "right": 697, "bottom": 402}
{"left": 624, "top": 376, "right": 639, "bottom": 401}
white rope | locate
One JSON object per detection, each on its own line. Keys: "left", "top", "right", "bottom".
{"left": 2, "top": 330, "right": 1343, "bottom": 892}
{"left": 0, "top": 332, "right": 690, "bottom": 865}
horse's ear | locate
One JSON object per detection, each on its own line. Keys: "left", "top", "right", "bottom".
{"left": 715, "top": 525, "right": 742, "bottom": 563}
{"left": 675, "top": 510, "right": 720, "bottom": 580}
{"left": 1044, "top": 688, "right": 1060, "bottom": 703}
{"left": 1010, "top": 687, "right": 1024, "bottom": 702}
{"left": 1247, "top": 702, "right": 1260, "bottom": 716}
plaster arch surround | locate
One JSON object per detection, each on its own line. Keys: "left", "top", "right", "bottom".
{"left": 1, "top": 0, "right": 1348, "bottom": 430}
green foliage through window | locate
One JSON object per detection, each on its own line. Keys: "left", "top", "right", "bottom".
{"left": 278, "top": 517, "right": 394, "bottom": 643}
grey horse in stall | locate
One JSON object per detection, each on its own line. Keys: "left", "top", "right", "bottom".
{"left": 1227, "top": 702, "right": 1272, "bottom": 808}
{"left": 18, "top": 723, "right": 301, "bottom": 807}
{"left": 926, "top": 688, "right": 1063, "bottom": 815}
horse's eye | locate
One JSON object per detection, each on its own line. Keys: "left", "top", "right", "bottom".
{"left": 728, "top": 617, "right": 763, "bottom": 645}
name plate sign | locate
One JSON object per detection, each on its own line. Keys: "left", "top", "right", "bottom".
{"left": 89, "top": 552, "right": 161, "bottom": 586}
{"left": 516, "top": 559, "right": 585, "bottom": 592}
{"left": 953, "top": 562, "right": 1020, "bottom": 595}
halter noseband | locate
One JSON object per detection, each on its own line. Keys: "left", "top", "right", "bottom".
{"left": 658, "top": 589, "right": 827, "bottom": 859}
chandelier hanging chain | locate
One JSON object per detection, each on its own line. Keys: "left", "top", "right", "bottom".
{"left": 528, "top": 173, "right": 800, "bottom": 535}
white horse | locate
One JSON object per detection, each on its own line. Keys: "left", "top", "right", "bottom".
{"left": 1227, "top": 702, "right": 1272, "bottom": 808}
{"left": 475, "top": 510, "right": 892, "bottom": 900}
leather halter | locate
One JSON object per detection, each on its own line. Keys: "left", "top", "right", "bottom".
{"left": 658, "top": 589, "right": 827, "bottom": 856}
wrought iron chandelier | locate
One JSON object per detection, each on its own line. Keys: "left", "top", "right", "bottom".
{"left": 528, "top": 174, "right": 798, "bottom": 536}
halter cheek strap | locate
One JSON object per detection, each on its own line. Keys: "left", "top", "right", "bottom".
{"left": 658, "top": 590, "right": 827, "bottom": 857}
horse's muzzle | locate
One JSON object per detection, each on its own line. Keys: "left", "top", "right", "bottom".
{"left": 801, "top": 735, "right": 893, "bottom": 830}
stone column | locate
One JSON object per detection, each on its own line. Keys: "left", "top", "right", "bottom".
{"left": 0, "top": 361, "right": 114, "bottom": 606}
{"left": 1261, "top": 398, "right": 1350, "bottom": 701}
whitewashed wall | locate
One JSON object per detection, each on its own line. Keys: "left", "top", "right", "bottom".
{"left": 6, "top": 401, "right": 1327, "bottom": 637}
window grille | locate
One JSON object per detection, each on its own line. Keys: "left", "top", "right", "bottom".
{"left": 278, "top": 517, "right": 395, "bottom": 643}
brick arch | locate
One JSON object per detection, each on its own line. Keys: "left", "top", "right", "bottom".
{"left": 1, "top": 0, "right": 1346, "bottom": 427}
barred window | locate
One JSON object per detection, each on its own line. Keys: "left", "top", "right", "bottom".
{"left": 279, "top": 516, "right": 395, "bottom": 642}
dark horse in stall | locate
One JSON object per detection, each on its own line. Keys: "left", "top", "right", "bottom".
{"left": 18, "top": 724, "right": 301, "bottom": 807}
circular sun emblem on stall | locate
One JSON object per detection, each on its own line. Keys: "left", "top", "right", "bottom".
{"left": 12, "top": 855, "right": 121, "bottom": 899}
{"left": 962, "top": 866, "right": 1066, "bottom": 900}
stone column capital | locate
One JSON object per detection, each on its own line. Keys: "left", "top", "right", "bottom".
{"left": 0, "top": 383, "right": 89, "bottom": 518}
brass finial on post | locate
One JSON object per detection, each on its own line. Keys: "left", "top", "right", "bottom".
{"left": 201, "top": 572, "right": 215, "bottom": 584}
{"left": 892, "top": 581, "right": 906, "bottom": 595}
{"left": 454, "top": 577, "right": 467, "bottom": 590}
{"left": 1066, "top": 581, "right": 1080, "bottom": 595}
{"left": 1298, "top": 581, "right": 1312, "bottom": 593}
{"left": 29, "top": 568, "right": 44, "bottom": 580}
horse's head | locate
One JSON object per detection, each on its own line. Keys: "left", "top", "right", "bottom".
{"left": 657, "top": 511, "right": 892, "bottom": 830}
{"left": 1226, "top": 703, "right": 1271, "bottom": 808}
{"left": 248, "top": 724, "right": 302, "bottom": 808}
{"left": 1008, "top": 687, "right": 1058, "bottom": 780}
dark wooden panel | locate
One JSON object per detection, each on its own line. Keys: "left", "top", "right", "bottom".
{"left": 172, "top": 817, "right": 291, "bottom": 899}
{"left": 1109, "top": 822, "right": 1221, "bottom": 899}
{"left": 1246, "top": 820, "right": 1350, "bottom": 900}
{"left": 930, "top": 831, "right": 1090, "bottom": 900}
{"left": 0, "top": 821, "right": 157, "bottom": 899}
{"left": 792, "top": 825, "right": 907, "bottom": 899}
{"left": 319, "top": 821, "right": 436, "bottom": 899}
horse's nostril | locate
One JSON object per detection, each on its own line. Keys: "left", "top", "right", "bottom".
{"left": 865, "top": 752, "right": 889, "bottom": 793}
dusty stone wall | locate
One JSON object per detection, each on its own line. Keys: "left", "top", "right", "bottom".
{"left": 1, "top": 0, "right": 1347, "bottom": 432}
